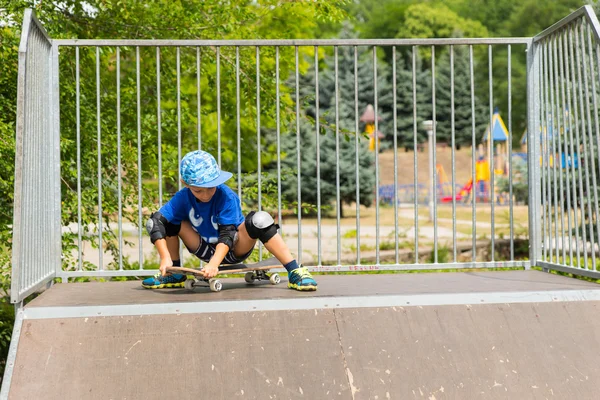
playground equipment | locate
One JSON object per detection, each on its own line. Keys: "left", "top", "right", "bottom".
{"left": 360, "top": 104, "right": 384, "bottom": 152}
{"left": 482, "top": 108, "right": 511, "bottom": 176}
{"left": 439, "top": 158, "right": 491, "bottom": 203}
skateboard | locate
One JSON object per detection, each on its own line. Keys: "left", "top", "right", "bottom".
{"left": 164, "top": 257, "right": 283, "bottom": 292}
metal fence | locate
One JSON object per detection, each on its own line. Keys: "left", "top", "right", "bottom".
{"left": 11, "top": 6, "right": 600, "bottom": 303}
{"left": 530, "top": 5, "right": 600, "bottom": 281}
{"left": 11, "top": 10, "right": 62, "bottom": 304}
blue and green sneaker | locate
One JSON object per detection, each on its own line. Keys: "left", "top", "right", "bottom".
{"left": 142, "top": 271, "right": 186, "bottom": 289}
{"left": 287, "top": 266, "right": 317, "bottom": 291}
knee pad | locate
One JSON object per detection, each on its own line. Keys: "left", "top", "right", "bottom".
{"left": 146, "top": 212, "right": 181, "bottom": 244}
{"left": 245, "top": 211, "right": 279, "bottom": 243}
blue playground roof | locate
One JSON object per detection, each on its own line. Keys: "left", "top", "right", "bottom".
{"left": 521, "top": 111, "right": 564, "bottom": 144}
{"left": 482, "top": 110, "right": 509, "bottom": 142}
{"left": 521, "top": 125, "right": 555, "bottom": 144}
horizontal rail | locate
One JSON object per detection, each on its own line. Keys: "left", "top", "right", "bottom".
{"left": 57, "top": 261, "right": 529, "bottom": 280}
{"left": 534, "top": 5, "right": 600, "bottom": 43}
{"left": 55, "top": 38, "right": 532, "bottom": 47}
{"left": 537, "top": 261, "right": 600, "bottom": 280}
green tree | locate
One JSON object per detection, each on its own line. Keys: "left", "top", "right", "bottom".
{"left": 394, "top": 52, "right": 432, "bottom": 148}
{"left": 277, "top": 36, "right": 377, "bottom": 217}
{"left": 434, "top": 45, "right": 488, "bottom": 146}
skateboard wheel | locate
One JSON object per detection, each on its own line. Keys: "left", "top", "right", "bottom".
{"left": 244, "top": 272, "right": 256, "bottom": 283}
{"left": 269, "top": 273, "right": 281, "bottom": 285}
{"left": 209, "top": 279, "right": 222, "bottom": 292}
{"left": 184, "top": 279, "right": 195, "bottom": 291}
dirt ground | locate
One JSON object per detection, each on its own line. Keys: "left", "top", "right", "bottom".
{"left": 377, "top": 146, "right": 477, "bottom": 187}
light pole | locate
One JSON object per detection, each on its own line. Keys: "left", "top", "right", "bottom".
{"left": 422, "top": 120, "right": 435, "bottom": 222}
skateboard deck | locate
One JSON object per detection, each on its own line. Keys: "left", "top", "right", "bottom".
{"left": 164, "top": 257, "right": 283, "bottom": 292}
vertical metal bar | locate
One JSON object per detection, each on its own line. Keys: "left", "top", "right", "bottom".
{"left": 276, "top": 46, "right": 282, "bottom": 237}
{"left": 354, "top": 46, "right": 361, "bottom": 265}
{"left": 470, "top": 45, "right": 477, "bottom": 261}
{"left": 412, "top": 46, "right": 419, "bottom": 262}
{"left": 508, "top": 45, "right": 514, "bottom": 261}
{"left": 52, "top": 42, "right": 61, "bottom": 281}
{"left": 177, "top": 47, "right": 182, "bottom": 190}
{"left": 335, "top": 46, "right": 341, "bottom": 265}
{"left": 549, "top": 37, "right": 560, "bottom": 264}
{"left": 256, "top": 46, "right": 262, "bottom": 259}
{"left": 75, "top": 46, "right": 82, "bottom": 271}
{"left": 551, "top": 36, "right": 566, "bottom": 265}
{"left": 450, "top": 45, "right": 457, "bottom": 262}
{"left": 564, "top": 30, "right": 582, "bottom": 266}
{"left": 32, "top": 30, "right": 39, "bottom": 290}
{"left": 177, "top": 47, "right": 183, "bottom": 263}
{"left": 488, "top": 45, "right": 495, "bottom": 262}
{"left": 543, "top": 40, "right": 553, "bottom": 263}
{"left": 236, "top": 47, "right": 242, "bottom": 202}
{"left": 373, "top": 47, "right": 380, "bottom": 266}
{"left": 197, "top": 47, "right": 202, "bottom": 150}
{"left": 588, "top": 25, "right": 600, "bottom": 271}
{"left": 116, "top": 47, "right": 123, "bottom": 270}
{"left": 136, "top": 46, "right": 143, "bottom": 268}
{"left": 527, "top": 39, "right": 542, "bottom": 267}
{"left": 295, "top": 46, "right": 302, "bottom": 264}
{"left": 432, "top": 45, "right": 437, "bottom": 263}
{"left": 570, "top": 25, "right": 588, "bottom": 268}
{"left": 582, "top": 22, "right": 600, "bottom": 270}
{"left": 216, "top": 46, "right": 221, "bottom": 166}
{"left": 95, "top": 47, "right": 103, "bottom": 270}
{"left": 315, "top": 45, "right": 322, "bottom": 265}
{"left": 392, "top": 46, "right": 399, "bottom": 264}
{"left": 157, "top": 47, "right": 163, "bottom": 208}
{"left": 577, "top": 21, "right": 597, "bottom": 270}
{"left": 558, "top": 32, "right": 574, "bottom": 266}
{"left": 540, "top": 42, "right": 552, "bottom": 261}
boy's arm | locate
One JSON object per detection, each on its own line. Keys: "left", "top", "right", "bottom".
{"left": 155, "top": 239, "right": 173, "bottom": 276}
{"left": 203, "top": 243, "right": 229, "bottom": 278}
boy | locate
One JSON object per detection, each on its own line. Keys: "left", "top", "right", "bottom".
{"left": 142, "top": 150, "right": 318, "bottom": 291}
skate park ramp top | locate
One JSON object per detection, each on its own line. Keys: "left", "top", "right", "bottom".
{"left": 4, "top": 270, "right": 600, "bottom": 399}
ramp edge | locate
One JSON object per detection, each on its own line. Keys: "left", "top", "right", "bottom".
{"left": 0, "top": 306, "right": 24, "bottom": 400}
{"left": 22, "top": 289, "right": 600, "bottom": 320}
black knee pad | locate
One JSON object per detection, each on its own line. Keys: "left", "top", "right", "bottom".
{"left": 245, "top": 211, "right": 279, "bottom": 243}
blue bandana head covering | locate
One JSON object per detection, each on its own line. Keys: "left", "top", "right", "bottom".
{"left": 180, "top": 150, "right": 233, "bottom": 188}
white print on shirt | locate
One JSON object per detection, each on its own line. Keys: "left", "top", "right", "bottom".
{"left": 189, "top": 208, "right": 203, "bottom": 227}
{"left": 189, "top": 208, "right": 219, "bottom": 243}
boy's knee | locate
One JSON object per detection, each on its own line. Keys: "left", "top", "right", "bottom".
{"left": 244, "top": 211, "right": 279, "bottom": 244}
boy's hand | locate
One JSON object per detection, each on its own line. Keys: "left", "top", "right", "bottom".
{"left": 203, "top": 263, "right": 219, "bottom": 279}
{"left": 159, "top": 259, "right": 172, "bottom": 276}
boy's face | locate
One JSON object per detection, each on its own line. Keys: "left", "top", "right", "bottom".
{"left": 186, "top": 184, "right": 217, "bottom": 202}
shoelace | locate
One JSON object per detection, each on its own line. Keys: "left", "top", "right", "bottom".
{"left": 292, "top": 267, "right": 312, "bottom": 280}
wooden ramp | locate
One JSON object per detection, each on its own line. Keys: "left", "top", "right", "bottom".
{"left": 4, "top": 271, "right": 600, "bottom": 399}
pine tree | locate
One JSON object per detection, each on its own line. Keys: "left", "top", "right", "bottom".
{"left": 275, "top": 25, "right": 378, "bottom": 216}
{"left": 434, "top": 46, "right": 488, "bottom": 147}
{"left": 394, "top": 52, "right": 432, "bottom": 149}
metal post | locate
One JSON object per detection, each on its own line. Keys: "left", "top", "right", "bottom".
{"left": 423, "top": 120, "right": 435, "bottom": 222}
{"left": 527, "top": 40, "right": 541, "bottom": 268}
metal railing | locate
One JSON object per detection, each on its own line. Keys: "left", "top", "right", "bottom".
{"left": 529, "top": 5, "right": 600, "bottom": 280}
{"left": 14, "top": 7, "right": 600, "bottom": 301}
{"left": 11, "top": 9, "right": 61, "bottom": 303}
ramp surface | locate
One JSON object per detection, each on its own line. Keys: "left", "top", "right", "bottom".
{"left": 7, "top": 271, "right": 600, "bottom": 399}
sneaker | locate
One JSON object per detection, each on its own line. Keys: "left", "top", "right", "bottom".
{"left": 142, "top": 271, "right": 187, "bottom": 289}
{"left": 287, "top": 266, "right": 317, "bottom": 291}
